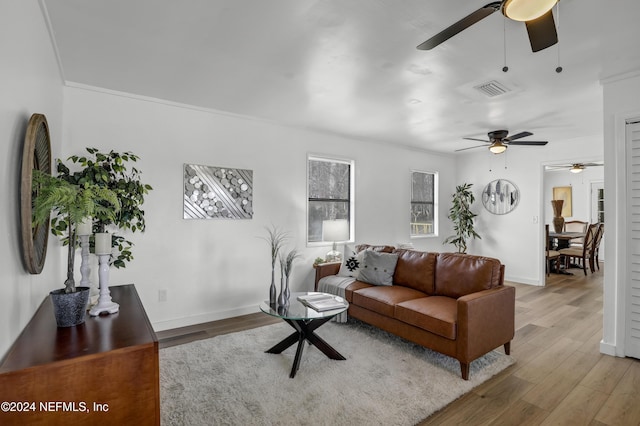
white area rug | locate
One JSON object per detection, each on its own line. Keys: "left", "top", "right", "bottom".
{"left": 160, "top": 319, "right": 514, "bottom": 425}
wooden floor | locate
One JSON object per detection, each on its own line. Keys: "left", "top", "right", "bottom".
{"left": 157, "top": 263, "right": 640, "bottom": 425}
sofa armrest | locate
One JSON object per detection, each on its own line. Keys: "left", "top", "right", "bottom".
{"left": 456, "top": 285, "right": 515, "bottom": 361}
{"left": 313, "top": 262, "right": 341, "bottom": 291}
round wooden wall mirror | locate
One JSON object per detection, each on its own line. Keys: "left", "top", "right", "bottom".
{"left": 21, "top": 113, "right": 52, "bottom": 274}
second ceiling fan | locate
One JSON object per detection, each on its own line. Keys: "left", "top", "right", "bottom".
{"left": 417, "top": 0, "right": 559, "bottom": 53}
{"left": 457, "top": 130, "right": 548, "bottom": 154}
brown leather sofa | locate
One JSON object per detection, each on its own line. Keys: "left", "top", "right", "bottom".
{"left": 314, "top": 245, "right": 515, "bottom": 380}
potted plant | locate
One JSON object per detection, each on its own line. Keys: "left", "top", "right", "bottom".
{"left": 55, "top": 148, "right": 152, "bottom": 268}
{"left": 443, "top": 183, "right": 481, "bottom": 253}
{"left": 32, "top": 170, "right": 120, "bottom": 327}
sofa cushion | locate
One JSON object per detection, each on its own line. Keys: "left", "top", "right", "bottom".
{"left": 357, "top": 251, "right": 399, "bottom": 286}
{"left": 395, "top": 297, "right": 457, "bottom": 340}
{"left": 344, "top": 280, "right": 372, "bottom": 303}
{"left": 435, "top": 253, "right": 502, "bottom": 299}
{"left": 392, "top": 249, "right": 437, "bottom": 294}
{"left": 352, "top": 286, "right": 427, "bottom": 317}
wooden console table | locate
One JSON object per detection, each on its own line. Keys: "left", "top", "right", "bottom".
{"left": 0, "top": 284, "right": 159, "bottom": 425}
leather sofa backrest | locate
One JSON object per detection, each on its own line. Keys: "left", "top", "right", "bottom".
{"left": 434, "top": 253, "right": 503, "bottom": 299}
{"left": 392, "top": 249, "right": 437, "bottom": 294}
{"left": 355, "top": 244, "right": 395, "bottom": 253}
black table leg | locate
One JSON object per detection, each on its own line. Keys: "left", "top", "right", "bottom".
{"left": 265, "top": 316, "right": 345, "bottom": 378}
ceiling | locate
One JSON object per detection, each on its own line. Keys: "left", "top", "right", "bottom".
{"left": 42, "top": 0, "right": 603, "bottom": 154}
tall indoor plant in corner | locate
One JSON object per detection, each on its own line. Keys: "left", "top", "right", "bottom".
{"left": 443, "top": 183, "right": 481, "bottom": 254}
{"left": 32, "top": 171, "right": 120, "bottom": 327}
{"left": 56, "top": 148, "right": 152, "bottom": 268}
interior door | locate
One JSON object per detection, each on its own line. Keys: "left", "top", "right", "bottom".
{"left": 625, "top": 121, "right": 640, "bottom": 359}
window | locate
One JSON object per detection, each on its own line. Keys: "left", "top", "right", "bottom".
{"left": 411, "top": 171, "right": 437, "bottom": 237}
{"left": 307, "top": 156, "right": 354, "bottom": 244}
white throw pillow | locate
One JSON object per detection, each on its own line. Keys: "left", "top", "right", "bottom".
{"left": 337, "top": 247, "right": 364, "bottom": 278}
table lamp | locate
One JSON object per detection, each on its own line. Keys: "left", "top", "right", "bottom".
{"left": 322, "top": 219, "right": 349, "bottom": 263}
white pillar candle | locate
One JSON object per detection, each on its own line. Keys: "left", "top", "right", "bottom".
{"left": 76, "top": 218, "right": 93, "bottom": 236}
{"left": 95, "top": 233, "right": 111, "bottom": 255}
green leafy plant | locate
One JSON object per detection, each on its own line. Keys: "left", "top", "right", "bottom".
{"left": 32, "top": 171, "right": 120, "bottom": 293}
{"left": 443, "top": 183, "right": 481, "bottom": 253}
{"left": 55, "top": 148, "right": 152, "bottom": 268}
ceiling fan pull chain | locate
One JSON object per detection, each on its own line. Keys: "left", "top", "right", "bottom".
{"left": 502, "top": 18, "right": 509, "bottom": 72}
{"left": 556, "top": 2, "right": 563, "bottom": 73}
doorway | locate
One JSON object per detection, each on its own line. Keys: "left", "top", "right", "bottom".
{"left": 591, "top": 181, "right": 604, "bottom": 262}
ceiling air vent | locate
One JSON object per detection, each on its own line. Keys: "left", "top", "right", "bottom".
{"left": 473, "top": 80, "right": 511, "bottom": 98}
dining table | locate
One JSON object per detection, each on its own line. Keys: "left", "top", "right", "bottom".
{"left": 548, "top": 231, "right": 586, "bottom": 275}
{"left": 548, "top": 231, "right": 585, "bottom": 250}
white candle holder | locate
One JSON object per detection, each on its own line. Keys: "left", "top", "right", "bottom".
{"left": 79, "top": 235, "right": 91, "bottom": 288}
{"left": 89, "top": 254, "right": 119, "bottom": 316}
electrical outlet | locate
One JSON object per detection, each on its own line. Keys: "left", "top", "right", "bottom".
{"left": 158, "top": 289, "right": 167, "bottom": 302}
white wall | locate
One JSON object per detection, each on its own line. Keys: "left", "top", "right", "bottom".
{"left": 61, "top": 85, "right": 457, "bottom": 331}
{"left": 455, "top": 135, "right": 603, "bottom": 285}
{"left": 0, "top": 1, "right": 64, "bottom": 356}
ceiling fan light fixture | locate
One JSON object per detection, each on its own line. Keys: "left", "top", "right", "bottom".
{"left": 502, "top": 0, "right": 558, "bottom": 22}
{"left": 570, "top": 164, "right": 585, "bottom": 174}
{"left": 489, "top": 141, "right": 508, "bottom": 154}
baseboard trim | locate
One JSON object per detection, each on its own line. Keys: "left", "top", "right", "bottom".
{"left": 599, "top": 340, "right": 618, "bottom": 357}
{"left": 152, "top": 304, "right": 259, "bottom": 332}
{"left": 506, "top": 275, "right": 542, "bottom": 286}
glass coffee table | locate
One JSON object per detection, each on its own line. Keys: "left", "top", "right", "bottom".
{"left": 259, "top": 292, "right": 348, "bottom": 378}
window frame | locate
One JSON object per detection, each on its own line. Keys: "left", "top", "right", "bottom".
{"left": 410, "top": 169, "right": 438, "bottom": 238}
{"left": 306, "top": 154, "right": 355, "bottom": 246}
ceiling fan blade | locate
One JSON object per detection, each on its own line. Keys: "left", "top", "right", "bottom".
{"left": 508, "top": 141, "right": 548, "bottom": 146}
{"left": 525, "top": 9, "right": 558, "bottom": 52}
{"left": 506, "top": 131, "right": 533, "bottom": 141}
{"left": 455, "top": 144, "right": 488, "bottom": 152}
{"left": 462, "top": 137, "right": 490, "bottom": 143}
{"left": 417, "top": 2, "right": 501, "bottom": 50}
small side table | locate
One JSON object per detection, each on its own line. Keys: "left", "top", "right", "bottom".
{"left": 259, "top": 292, "right": 348, "bottom": 378}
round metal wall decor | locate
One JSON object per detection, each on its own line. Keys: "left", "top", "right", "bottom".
{"left": 482, "top": 179, "right": 520, "bottom": 215}
{"left": 21, "top": 113, "right": 52, "bottom": 274}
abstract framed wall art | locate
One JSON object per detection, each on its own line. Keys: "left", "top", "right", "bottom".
{"left": 552, "top": 186, "right": 572, "bottom": 217}
{"left": 481, "top": 179, "right": 520, "bottom": 215}
{"left": 184, "top": 164, "right": 253, "bottom": 219}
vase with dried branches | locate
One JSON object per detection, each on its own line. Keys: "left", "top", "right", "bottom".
{"left": 261, "top": 225, "right": 288, "bottom": 306}
{"left": 278, "top": 249, "right": 300, "bottom": 308}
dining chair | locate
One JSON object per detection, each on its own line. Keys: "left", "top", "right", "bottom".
{"left": 559, "top": 224, "right": 597, "bottom": 276}
{"left": 563, "top": 220, "right": 588, "bottom": 248}
{"left": 545, "top": 224, "right": 561, "bottom": 276}
{"left": 590, "top": 223, "right": 604, "bottom": 272}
